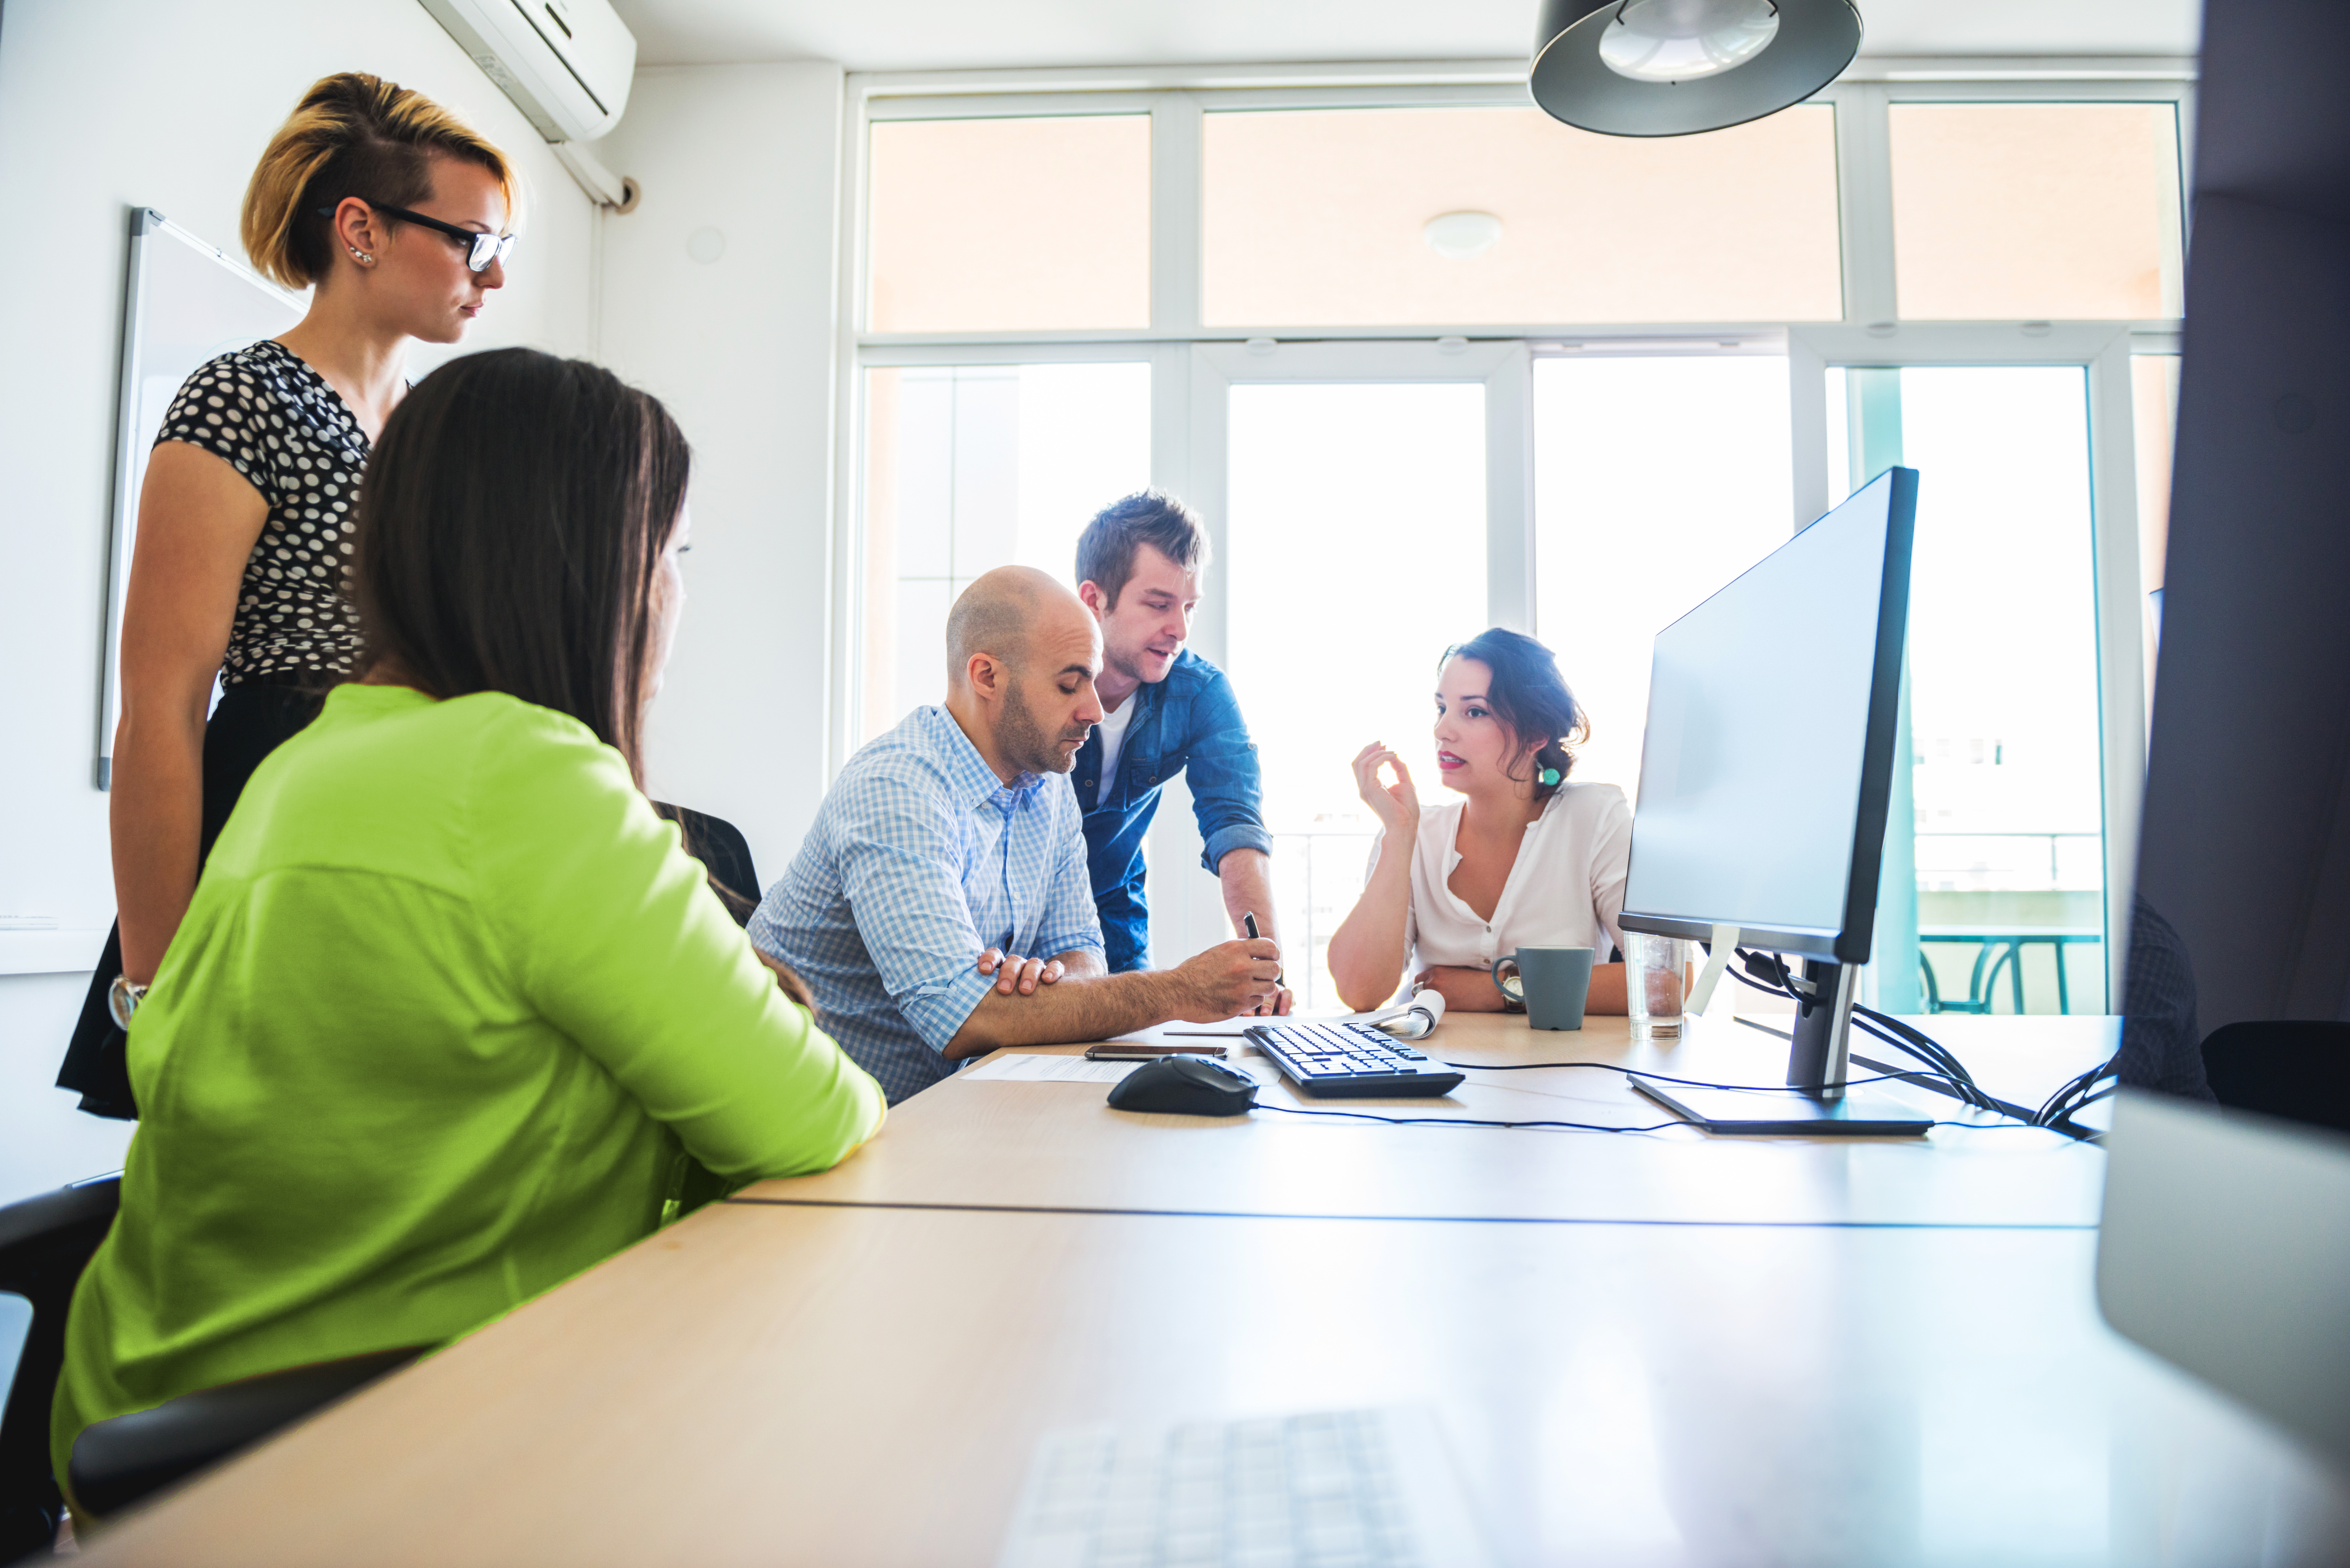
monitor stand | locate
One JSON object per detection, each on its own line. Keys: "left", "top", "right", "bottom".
{"left": 1631, "top": 958, "right": 1935, "bottom": 1136}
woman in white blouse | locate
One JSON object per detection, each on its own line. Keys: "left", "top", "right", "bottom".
{"left": 1328, "top": 628, "right": 1632, "bottom": 1014}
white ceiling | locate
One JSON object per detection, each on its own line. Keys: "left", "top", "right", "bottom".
{"left": 610, "top": 0, "right": 2200, "bottom": 73}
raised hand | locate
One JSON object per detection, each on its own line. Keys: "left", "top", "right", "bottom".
{"left": 1350, "top": 742, "right": 1421, "bottom": 837}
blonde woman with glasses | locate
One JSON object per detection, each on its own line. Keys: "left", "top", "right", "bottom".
{"left": 60, "top": 72, "right": 520, "bottom": 1117}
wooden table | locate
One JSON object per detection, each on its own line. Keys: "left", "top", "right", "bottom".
{"left": 736, "top": 1013, "right": 2117, "bottom": 1229}
{"left": 70, "top": 1011, "right": 2350, "bottom": 1565}
{"left": 73, "top": 1202, "right": 2350, "bottom": 1566}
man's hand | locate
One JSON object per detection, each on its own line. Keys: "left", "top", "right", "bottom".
{"left": 1247, "top": 983, "right": 1295, "bottom": 1017}
{"left": 1167, "top": 938, "right": 1282, "bottom": 1021}
{"left": 977, "top": 948, "right": 1067, "bottom": 996}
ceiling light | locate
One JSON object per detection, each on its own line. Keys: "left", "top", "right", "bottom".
{"left": 1598, "top": 0, "right": 1779, "bottom": 83}
{"left": 1422, "top": 211, "right": 1503, "bottom": 260}
{"left": 1532, "top": 0, "right": 1862, "bottom": 138}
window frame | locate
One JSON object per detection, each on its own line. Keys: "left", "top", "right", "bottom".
{"left": 829, "top": 64, "right": 2197, "bottom": 1006}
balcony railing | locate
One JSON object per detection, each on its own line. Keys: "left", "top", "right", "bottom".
{"left": 1267, "top": 827, "right": 2103, "bottom": 1010}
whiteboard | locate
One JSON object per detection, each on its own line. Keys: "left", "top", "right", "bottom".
{"left": 96, "top": 208, "right": 307, "bottom": 788}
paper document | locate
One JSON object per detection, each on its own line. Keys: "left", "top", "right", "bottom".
{"left": 964, "top": 1053, "right": 1140, "bottom": 1085}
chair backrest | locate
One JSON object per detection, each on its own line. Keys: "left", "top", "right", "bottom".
{"left": 2201, "top": 1021, "right": 2350, "bottom": 1135}
{"left": 0, "top": 1175, "right": 120, "bottom": 1557}
{"left": 68, "top": 1346, "right": 420, "bottom": 1519}
{"left": 652, "top": 803, "right": 761, "bottom": 927}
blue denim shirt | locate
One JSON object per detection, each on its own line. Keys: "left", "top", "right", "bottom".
{"left": 1075, "top": 649, "right": 1272, "bottom": 972}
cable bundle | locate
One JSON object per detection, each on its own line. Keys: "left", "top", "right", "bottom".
{"left": 1723, "top": 945, "right": 2110, "bottom": 1137}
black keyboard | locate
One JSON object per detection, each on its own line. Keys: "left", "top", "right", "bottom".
{"left": 1243, "top": 1020, "right": 1465, "bottom": 1099}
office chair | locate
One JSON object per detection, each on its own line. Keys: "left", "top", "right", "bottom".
{"left": 66, "top": 1345, "right": 419, "bottom": 1518}
{"left": 2199, "top": 1021, "right": 2350, "bottom": 1135}
{"left": 0, "top": 1176, "right": 421, "bottom": 1539}
{"left": 0, "top": 1175, "right": 118, "bottom": 1557}
{"left": 653, "top": 803, "right": 761, "bottom": 926}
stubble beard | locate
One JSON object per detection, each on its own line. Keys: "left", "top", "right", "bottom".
{"left": 998, "top": 677, "right": 1088, "bottom": 776}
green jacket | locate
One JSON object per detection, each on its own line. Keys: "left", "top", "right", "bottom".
{"left": 54, "top": 684, "right": 885, "bottom": 1486}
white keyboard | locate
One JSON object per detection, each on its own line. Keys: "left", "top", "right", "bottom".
{"left": 996, "top": 1407, "right": 1490, "bottom": 1568}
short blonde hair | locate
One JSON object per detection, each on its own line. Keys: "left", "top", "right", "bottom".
{"left": 242, "top": 72, "right": 519, "bottom": 289}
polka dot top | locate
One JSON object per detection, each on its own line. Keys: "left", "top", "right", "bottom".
{"left": 156, "top": 340, "right": 369, "bottom": 686}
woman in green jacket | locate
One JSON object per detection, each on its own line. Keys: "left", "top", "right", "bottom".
{"left": 53, "top": 350, "right": 887, "bottom": 1493}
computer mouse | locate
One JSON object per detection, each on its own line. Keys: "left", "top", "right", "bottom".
{"left": 1106, "top": 1055, "right": 1260, "bottom": 1117}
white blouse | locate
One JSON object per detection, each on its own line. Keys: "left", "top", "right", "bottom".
{"left": 1368, "top": 782, "right": 1634, "bottom": 977}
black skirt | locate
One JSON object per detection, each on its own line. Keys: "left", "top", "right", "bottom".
{"left": 57, "top": 681, "right": 330, "bottom": 1119}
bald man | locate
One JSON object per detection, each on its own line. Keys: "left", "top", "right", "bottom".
{"left": 749, "top": 567, "right": 1282, "bottom": 1103}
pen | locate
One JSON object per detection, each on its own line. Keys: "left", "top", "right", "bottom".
{"left": 1243, "top": 912, "right": 1260, "bottom": 940}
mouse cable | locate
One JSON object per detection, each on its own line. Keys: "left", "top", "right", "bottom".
{"left": 1249, "top": 1103, "right": 1681, "bottom": 1133}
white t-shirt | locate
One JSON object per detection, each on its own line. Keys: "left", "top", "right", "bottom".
{"left": 1367, "top": 782, "right": 1633, "bottom": 976}
{"left": 1092, "top": 692, "right": 1139, "bottom": 808}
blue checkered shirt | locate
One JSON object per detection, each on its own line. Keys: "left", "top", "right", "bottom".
{"left": 749, "top": 705, "right": 1104, "bottom": 1103}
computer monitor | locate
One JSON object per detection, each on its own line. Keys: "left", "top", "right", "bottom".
{"left": 1619, "top": 466, "right": 1923, "bottom": 1134}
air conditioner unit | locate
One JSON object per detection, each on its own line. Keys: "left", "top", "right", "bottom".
{"left": 420, "top": 0, "right": 636, "bottom": 144}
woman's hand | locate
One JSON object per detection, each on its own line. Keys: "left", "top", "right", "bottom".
{"left": 756, "top": 948, "right": 818, "bottom": 1010}
{"left": 1350, "top": 743, "right": 1421, "bottom": 838}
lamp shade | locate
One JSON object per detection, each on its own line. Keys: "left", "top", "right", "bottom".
{"left": 1532, "top": 0, "right": 1862, "bottom": 138}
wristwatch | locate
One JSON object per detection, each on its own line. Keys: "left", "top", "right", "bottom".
{"left": 107, "top": 974, "right": 148, "bottom": 1030}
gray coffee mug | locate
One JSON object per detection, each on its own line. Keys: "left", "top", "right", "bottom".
{"left": 1492, "top": 946, "right": 1596, "bottom": 1030}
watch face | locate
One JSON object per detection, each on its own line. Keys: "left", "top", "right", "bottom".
{"left": 107, "top": 975, "right": 142, "bottom": 1031}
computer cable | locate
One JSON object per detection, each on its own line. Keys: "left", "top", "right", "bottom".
{"left": 1735, "top": 948, "right": 2113, "bottom": 1140}
{"left": 1730, "top": 1011, "right": 1993, "bottom": 1111}
{"left": 1729, "top": 947, "right": 2002, "bottom": 1112}
{"left": 1435, "top": 1059, "right": 1944, "bottom": 1095}
{"left": 1251, "top": 1103, "right": 1681, "bottom": 1132}
{"left": 1720, "top": 947, "right": 2071, "bottom": 1128}
{"left": 2033, "top": 1054, "right": 2119, "bottom": 1130}
{"left": 1249, "top": 1103, "right": 2055, "bottom": 1135}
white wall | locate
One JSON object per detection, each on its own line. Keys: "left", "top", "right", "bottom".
{"left": 0, "top": 0, "right": 597, "bottom": 1202}
{"left": 595, "top": 64, "right": 845, "bottom": 882}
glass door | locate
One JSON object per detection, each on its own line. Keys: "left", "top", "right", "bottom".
{"left": 1828, "top": 365, "right": 2108, "bottom": 1015}
{"left": 1162, "top": 341, "right": 1529, "bottom": 997}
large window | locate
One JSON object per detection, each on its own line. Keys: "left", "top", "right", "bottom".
{"left": 1224, "top": 381, "right": 1489, "bottom": 1007}
{"left": 1829, "top": 367, "right": 2109, "bottom": 1014}
{"left": 859, "top": 362, "right": 1150, "bottom": 737}
{"left": 1887, "top": 103, "right": 2185, "bottom": 321}
{"left": 1201, "top": 105, "right": 1843, "bottom": 326}
{"left": 866, "top": 116, "right": 1151, "bottom": 332}
{"left": 842, "top": 72, "right": 2191, "bottom": 1014}
{"left": 1532, "top": 354, "right": 1795, "bottom": 797}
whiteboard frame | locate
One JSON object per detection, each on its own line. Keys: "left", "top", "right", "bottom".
{"left": 96, "top": 208, "right": 306, "bottom": 789}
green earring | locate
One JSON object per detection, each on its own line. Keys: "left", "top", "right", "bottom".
{"left": 1537, "top": 766, "right": 1562, "bottom": 787}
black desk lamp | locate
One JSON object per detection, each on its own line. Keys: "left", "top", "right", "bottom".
{"left": 1532, "top": 0, "right": 1862, "bottom": 137}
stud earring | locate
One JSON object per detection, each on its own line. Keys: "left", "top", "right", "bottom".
{"left": 349, "top": 247, "right": 373, "bottom": 264}
{"left": 1537, "top": 766, "right": 1562, "bottom": 787}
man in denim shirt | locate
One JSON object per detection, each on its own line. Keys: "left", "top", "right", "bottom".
{"left": 1073, "top": 494, "right": 1291, "bottom": 1013}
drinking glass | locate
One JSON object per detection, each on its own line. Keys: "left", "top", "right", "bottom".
{"left": 1626, "top": 932, "right": 1692, "bottom": 1041}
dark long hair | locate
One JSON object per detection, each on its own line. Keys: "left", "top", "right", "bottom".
{"left": 351, "top": 348, "right": 689, "bottom": 784}
{"left": 1441, "top": 628, "right": 1589, "bottom": 800}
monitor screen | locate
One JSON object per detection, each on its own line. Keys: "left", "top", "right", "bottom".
{"left": 1620, "top": 468, "right": 1914, "bottom": 959}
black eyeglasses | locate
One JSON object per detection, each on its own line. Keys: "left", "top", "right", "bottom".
{"left": 317, "top": 202, "right": 516, "bottom": 273}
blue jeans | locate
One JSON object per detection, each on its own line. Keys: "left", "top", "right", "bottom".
{"left": 1075, "top": 649, "right": 1273, "bottom": 972}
